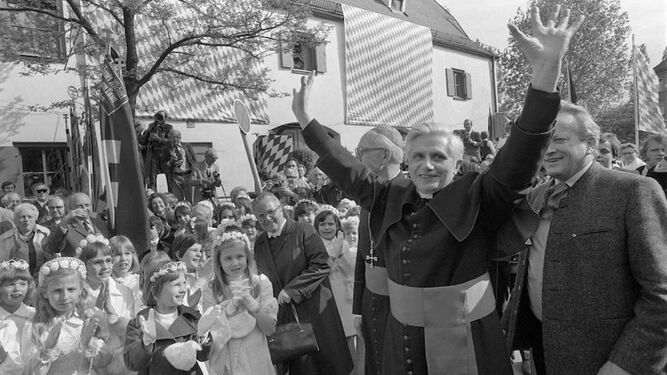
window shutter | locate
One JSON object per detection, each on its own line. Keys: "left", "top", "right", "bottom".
{"left": 280, "top": 44, "right": 294, "bottom": 69}
{"left": 315, "top": 45, "right": 327, "bottom": 73}
{"left": 465, "top": 72, "right": 472, "bottom": 99}
{"left": 446, "top": 68, "right": 455, "bottom": 97}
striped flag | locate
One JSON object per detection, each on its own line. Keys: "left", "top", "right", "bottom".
{"left": 253, "top": 135, "right": 293, "bottom": 177}
{"left": 634, "top": 46, "right": 666, "bottom": 134}
{"left": 98, "top": 49, "right": 150, "bottom": 252}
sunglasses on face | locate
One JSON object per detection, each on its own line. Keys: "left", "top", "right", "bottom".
{"left": 36, "top": 189, "right": 48, "bottom": 193}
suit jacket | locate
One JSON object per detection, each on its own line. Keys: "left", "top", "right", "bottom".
{"left": 503, "top": 163, "right": 667, "bottom": 375}
{"left": 46, "top": 216, "right": 107, "bottom": 257}
{"left": 124, "top": 305, "right": 211, "bottom": 375}
{"left": 254, "top": 219, "right": 353, "bottom": 375}
{"left": 0, "top": 224, "right": 52, "bottom": 274}
{"left": 30, "top": 200, "right": 49, "bottom": 223}
{"left": 163, "top": 143, "right": 197, "bottom": 174}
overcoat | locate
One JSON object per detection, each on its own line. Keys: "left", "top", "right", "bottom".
{"left": 254, "top": 218, "right": 353, "bottom": 375}
{"left": 303, "top": 87, "right": 560, "bottom": 375}
{"left": 352, "top": 173, "right": 407, "bottom": 375}
{"left": 502, "top": 163, "right": 667, "bottom": 375}
{"left": 124, "top": 305, "right": 211, "bottom": 375}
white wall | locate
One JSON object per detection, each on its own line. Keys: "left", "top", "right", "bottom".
{"left": 432, "top": 47, "right": 495, "bottom": 132}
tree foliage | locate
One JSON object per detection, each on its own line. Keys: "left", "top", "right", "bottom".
{"left": 0, "top": 0, "right": 327, "bottom": 113}
{"left": 499, "top": 0, "right": 631, "bottom": 118}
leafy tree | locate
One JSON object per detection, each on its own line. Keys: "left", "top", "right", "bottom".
{"left": 499, "top": 0, "right": 631, "bottom": 118}
{"left": 0, "top": 0, "right": 326, "bottom": 114}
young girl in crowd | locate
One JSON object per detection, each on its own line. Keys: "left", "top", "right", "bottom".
{"left": 124, "top": 260, "right": 211, "bottom": 374}
{"left": 293, "top": 199, "right": 319, "bottom": 224}
{"left": 29, "top": 256, "right": 112, "bottom": 374}
{"left": 0, "top": 260, "right": 35, "bottom": 375}
{"left": 80, "top": 235, "right": 136, "bottom": 375}
{"left": 341, "top": 216, "right": 360, "bottom": 250}
{"left": 314, "top": 210, "right": 357, "bottom": 363}
{"left": 172, "top": 205, "right": 194, "bottom": 238}
{"left": 200, "top": 230, "right": 277, "bottom": 375}
{"left": 172, "top": 234, "right": 208, "bottom": 312}
{"left": 216, "top": 203, "right": 239, "bottom": 228}
{"left": 336, "top": 198, "right": 357, "bottom": 218}
{"left": 239, "top": 214, "right": 258, "bottom": 250}
{"left": 110, "top": 235, "right": 143, "bottom": 312}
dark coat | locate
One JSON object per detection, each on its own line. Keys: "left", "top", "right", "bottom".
{"left": 124, "top": 305, "right": 211, "bottom": 375}
{"left": 254, "top": 218, "right": 353, "bottom": 375}
{"left": 161, "top": 142, "right": 198, "bottom": 175}
{"left": 502, "top": 163, "right": 667, "bottom": 375}
{"left": 139, "top": 121, "right": 173, "bottom": 183}
{"left": 352, "top": 173, "right": 407, "bottom": 375}
{"left": 303, "top": 87, "right": 560, "bottom": 375}
{"left": 46, "top": 216, "right": 108, "bottom": 256}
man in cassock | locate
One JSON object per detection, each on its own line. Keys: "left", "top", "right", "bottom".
{"left": 290, "top": 6, "right": 584, "bottom": 375}
{"left": 352, "top": 125, "right": 406, "bottom": 375}
{"left": 253, "top": 192, "right": 353, "bottom": 375}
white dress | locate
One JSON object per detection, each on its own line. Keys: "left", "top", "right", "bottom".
{"left": 322, "top": 236, "right": 356, "bottom": 337}
{"left": 201, "top": 274, "right": 278, "bottom": 375}
{"left": 0, "top": 303, "right": 35, "bottom": 375}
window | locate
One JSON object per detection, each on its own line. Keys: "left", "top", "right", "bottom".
{"left": 15, "top": 143, "right": 70, "bottom": 196}
{"left": 190, "top": 142, "right": 213, "bottom": 161}
{"left": 2, "top": 0, "right": 66, "bottom": 60}
{"left": 387, "top": 0, "right": 406, "bottom": 12}
{"left": 446, "top": 68, "right": 472, "bottom": 100}
{"left": 280, "top": 42, "right": 327, "bottom": 74}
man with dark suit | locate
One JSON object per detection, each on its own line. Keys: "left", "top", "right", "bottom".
{"left": 503, "top": 101, "right": 667, "bottom": 375}
{"left": 252, "top": 192, "right": 353, "bottom": 375}
{"left": 139, "top": 110, "right": 173, "bottom": 190}
{"left": 163, "top": 129, "right": 198, "bottom": 203}
{"left": 30, "top": 182, "right": 50, "bottom": 223}
{"left": 352, "top": 125, "right": 405, "bottom": 375}
{"left": 47, "top": 192, "right": 106, "bottom": 257}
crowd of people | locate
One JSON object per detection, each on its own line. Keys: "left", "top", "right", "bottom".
{"left": 0, "top": 4, "right": 666, "bottom": 375}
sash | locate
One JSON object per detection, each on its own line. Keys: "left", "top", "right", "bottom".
{"left": 387, "top": 272, "right": 495, "bottom": 375}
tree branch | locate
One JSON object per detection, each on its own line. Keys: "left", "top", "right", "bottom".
{"left": 63, "top": 0, "right": 106, "bottom": 47}
{"left": 0, "top": 6, "right": 82, "bottom": 24}
{"left": 160, "top": 67, "right": 261, "bottom": 92}
{"left": 86, "top": 0, "right": 123, "bottom": 26}
{"left": 137, "top": 34, "right": 204, "bottom": 88}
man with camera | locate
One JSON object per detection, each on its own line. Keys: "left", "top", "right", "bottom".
{"left": 193, "top": 148, "right": 222, "bottom": 204}
{"left": 163, "top": 129, "right": 198, "bottom": 203}
{"left": 139, "top": 110, "right": 173, "bottom": 189}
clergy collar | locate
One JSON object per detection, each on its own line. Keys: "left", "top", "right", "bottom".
{"left": 267, "top": 218, "right": 287, "bottom": 238}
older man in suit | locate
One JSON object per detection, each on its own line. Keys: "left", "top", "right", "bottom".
{"left": 503, "top": 101, "right": 667, "bottom": 375}
{"left": 253, "top": 192, "right": 353, "bottom": 375}
{"left": 163, "top": 129, "right": 198, "bottom": 203}
{"left": 47, "top": 192, "right": 106, "bottom": 257}
{"left": 0, "top": 203, "right": 52, "bottom": 275}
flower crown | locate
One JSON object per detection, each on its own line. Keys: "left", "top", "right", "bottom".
{"left": 149, "top": 261, "right": 187, "bottom": 283}
{"left": 340, "top": 216, "right": 360, "bottom": 229}
{"left": 338, "top": 198, "right": 357, "bottom": 208}
{"left": 295, "top": 199, "right": 319, "bottom": 209}
{"left": 75, "top": 234, "right": 109, "bottom": 256}
{"left": 211, "top": 230, "right": 251, "bottom": 252}
{"left": 0, "top": 259, "right": 29, "bottom": 272}
{"left": 238, "top": 214, "right": 257, "bottom": 224}
{"left": 317, "top": 204, "right": 340, "bottom": 217}
{"left": 38, "top": 257, "right": 87, "bottom": 285}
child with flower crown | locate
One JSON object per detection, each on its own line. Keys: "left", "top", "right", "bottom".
{"left": 0, "top": 259, "right": 35, "bottom": 375}
{"left": 28, "top": 256, "right": 112, "bottom": 375}
{"left": 172, "top": 234, "right": 208, "bottom": 312}
{"left": 200, "top": 230, "right": 278, "bottom": 375}
{"left": 79, "top": 235, "right": 136, "bottom": 375}
{"left": 124, "top": 259, "right": 211, "bottom": 375}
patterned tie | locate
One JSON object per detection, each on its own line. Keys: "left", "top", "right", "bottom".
{"left": 540, "top": 181, "right": 569, "bottom": 220}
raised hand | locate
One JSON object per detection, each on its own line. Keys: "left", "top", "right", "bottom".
{"left": 291, "top": 72, "right": 315, "bottom": 128}
{"left": 42, "top": 320, "right": 63, "bottom": 351}
{"left": 508, "top": 5, "right": 584, "bottom": 92}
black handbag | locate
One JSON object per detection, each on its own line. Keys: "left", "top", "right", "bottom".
{"left": 267, "top": 303, "right": 319, "bottom": 364}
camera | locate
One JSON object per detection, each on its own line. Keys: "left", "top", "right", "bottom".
{"left": 154, "top": 111, "right": 166, "bottom": 123}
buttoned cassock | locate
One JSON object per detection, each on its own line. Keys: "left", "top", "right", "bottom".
{"left": 502, "top": 163, "right": 667, "bottom": 375}
{"left": 303, "top": 87, "right": 560, "bottom": 375}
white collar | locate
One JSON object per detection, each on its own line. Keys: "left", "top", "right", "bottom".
{"left": 0, "top": 303, "right": 34, "bottom": 320}
{"left": 267, "top": 219, "right": 286, "bottom": 238}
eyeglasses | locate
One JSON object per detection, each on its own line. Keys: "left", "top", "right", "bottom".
{"left": 36, "top": 189, "right": 48, "bottom": 193}
{"left": 256, "top": 208, "right": 281, "bottom": 219}
{"left": 355, "top": 147, "right": 386, "bottom": 158}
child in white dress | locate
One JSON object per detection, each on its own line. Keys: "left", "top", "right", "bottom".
{"left": 110, "top": 235, "right": 143, "bottom": 311}
{"left": 200, "top": 230, "right": 278, "bottom": 375}
{"left": 0, "top": 259, "right": 35, "bottom": 375}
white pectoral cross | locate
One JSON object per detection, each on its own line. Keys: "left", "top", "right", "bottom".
{"left": 366, "top": 239, "right": 377, "bottom": 268}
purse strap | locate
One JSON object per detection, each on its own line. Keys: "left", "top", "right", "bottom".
{"left": 289, "top": 303, "right": 303, "bottom": 332}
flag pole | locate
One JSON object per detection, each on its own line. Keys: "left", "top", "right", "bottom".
{"left": 632, "top": 34, "right": 640, "bottom": 147}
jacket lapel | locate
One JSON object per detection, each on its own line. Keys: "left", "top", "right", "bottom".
{"left": 254, "top": 234, "right": 283, "bottom": 292}
{"left": 72, "top": 221, "right": 89, "bottom": 237}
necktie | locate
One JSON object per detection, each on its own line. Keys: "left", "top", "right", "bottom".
{"left": 85, "top": 221, "right": 95, "bottom": 234}
{"left": 540, "top": 182, "right": 569, "bottom": 220}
